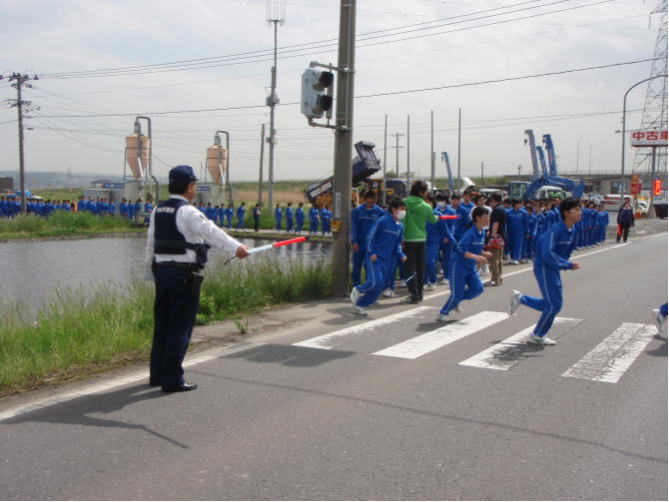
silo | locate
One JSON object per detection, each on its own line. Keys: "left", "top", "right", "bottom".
{"left": 125, "top": 133, "right": 144, "bottom": 181}
{"left": 140, "top": 136, "right": 151, "bottom": 178}
{"left": 206, "top": 145, "right": 228, "bottom": 186}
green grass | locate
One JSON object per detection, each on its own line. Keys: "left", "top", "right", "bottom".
{"left": 0, "top": 212, "right": 143, "bottom": 239}
{"left": 0, "top": 259, "right": 331, "bottom": 396}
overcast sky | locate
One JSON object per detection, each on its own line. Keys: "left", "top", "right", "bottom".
{"left": 0, "top": 0, "right": 663, "bottom": 184}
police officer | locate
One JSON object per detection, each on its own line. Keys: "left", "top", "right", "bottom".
{"left": 144, "top": 165, "right": 249, "bottom": 392}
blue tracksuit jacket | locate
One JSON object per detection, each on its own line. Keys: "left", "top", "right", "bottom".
{"left": 296, "top": 207, "right": 305, "bottom": 232}
{"left": 507, "top": 208, "right": 528, "bottom": 261}
{"left": 355, "top": 213, "right": 405, "bottom": 308}
{"left": 521, "top": 221, "right": 576, "bottom": 337}
{"left": 275, "top": 207, "right": 282, "bottom": 230}
{"left": 440, "top": 225, "right": 485, "bottom": 315}
{"left": 351, "top": 204, "right": 386, "bottom": 286}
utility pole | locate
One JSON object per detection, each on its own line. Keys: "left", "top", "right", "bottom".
{"left": 480, "top": 161, "right": 484, "bottom": 186}
{"left": 382, "top": 114, "right": 387, "bottom": 204}
{"left": 391, "top": 133, "right": 404, "bottom": 177}
{"left": 266, "top": 0, "right": 286, "bottom": 211}
{"left": 430, "top": 110, "right": 435, "bottom": 190}
{"left": 2, "top": 72, "right": 39, "bottom": 215}
{"left": 331, "top": 0, "right": 356, "bottom": 298}
{"left": 588, "top": 142, "right": 592, "bottom": 176}
{"left": 406, "top": 114, "right": 411, "bottom": 187}
{"left": 258, "top": 123, "right": 266, "bottom": 204}
{"left": 457, "top": 107, "right": 462, "bottom": 179}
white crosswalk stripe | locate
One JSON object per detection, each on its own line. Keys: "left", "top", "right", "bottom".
{"left": 562, "top": 322, "right": 658, "bottom": 383}
{"left": 458, "top": 317, "right": 583, "bottom": 371}
{"left": 293, "top": 306, "right": 435, "bottom": 350}
{"left": 372, "top": 311, "right": 509, "bottom": 359}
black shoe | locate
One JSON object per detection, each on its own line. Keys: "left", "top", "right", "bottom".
{"left": 162, "top": 383, "right": 198, "bottom": 393}
{"left": 149, "top": 380, "right": 161, "bottom": 387}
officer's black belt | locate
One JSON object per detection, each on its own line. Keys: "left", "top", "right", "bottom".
{"left": 154, "top": 261, "right": 199, "bottom": 270}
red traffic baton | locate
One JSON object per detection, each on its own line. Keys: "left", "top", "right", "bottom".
{"left": 439, "top": 214, "right": 459, "bottom": 220}
{"left": 247, "top": 235, "right": 309, "bottom": 255}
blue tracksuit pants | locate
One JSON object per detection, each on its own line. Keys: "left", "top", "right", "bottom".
{"left": 309, "top": 219, "right": 318, "bottom": 234}
{"left": 286, "top": 218, "right": 294, "bottom": 232}
{"left": 352, "top": 248, "right": 366, "bottom": 287}
{"left": 440, "top": 242, "right": 453, "bottom": 279}
{"left": 355, "top": 258, "right": 391, "bottom": 308}
{"left": 440, "top": 264, "right": 484, "bottom": 315}
{"left": 425, "top": 241, "right": 440, "bottom": 285}
{"left": 508, "top": 230, "right": 524, "bottom": 261}
{"left": 519, "top": 264, "right": 563, "bottom": 337}
{"left": 525, "top": 236, "right": 535, "bottom": 260}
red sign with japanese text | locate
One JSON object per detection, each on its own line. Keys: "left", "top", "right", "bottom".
{"left": 630, "top": 129, "right": 668, "bottom": 147}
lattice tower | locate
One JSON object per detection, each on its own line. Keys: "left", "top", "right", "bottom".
{"left": 631, "top": 0, "right": 668, "bottom": 177}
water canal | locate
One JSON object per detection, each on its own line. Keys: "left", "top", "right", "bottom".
{"left": 0, "top": 234, "right": 332, "bottom": 309}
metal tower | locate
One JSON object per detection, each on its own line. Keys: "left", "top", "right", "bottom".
{"left": 631, "top": 0, "right": 668, "bottom": 177}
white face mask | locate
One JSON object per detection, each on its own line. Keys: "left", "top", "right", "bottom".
{"left": 437, "top": 201, "right": 446, "bottom": 208}
{"left": 396, "top": 210, "right": 407, "bottom": 220}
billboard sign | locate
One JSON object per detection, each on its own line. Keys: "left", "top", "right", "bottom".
{"left": 630, "top": 130, "right": 668, "bottom": 147}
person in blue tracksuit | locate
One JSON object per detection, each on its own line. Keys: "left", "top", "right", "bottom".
{"left": 295, "top": 202, "right": 305, "bottom": 234}
{"left": 460, "top": 190, "right": 475, "bottom": 225}
{"left": 451, "top": 194, "right": 468, "bottom": 242}
{"left": 285, "top": 202, "right": 294, "bottom": 233}
{"left": 225, "top": 203, "right": 233, "bottom": 229}
{"left": 350, "top": 191, "right": 386, "bottom": 287}
{"left": 597, "top": 203, "right": 609, "bottom": 244}
{"left": 506, "top": 200, "right": 528, "bottom": 264}
{"left": 274, "top": 203, "right": 283, "bottom": 231}
{"left": 108, "top": 201, "right": 116, "bottom": 216}
{"left": 350, "top": 197, "right": 407, "bottom": 316}
{"left": 309, "top": 204, "right": 320, "bottom": 234}
{"left": 435, "top": 193, "right": 456, "bottom": 284}
{"left": 424, "top": 196, "right": 441, "bottom": 290}
{"left": 236, "top": 202, "right": 246, "bottom": 230}
{"left": 205, "top": 202, "right": 215, "bottom": 222}
{"left": 586, "top": 201, "right": 598, "bottom": 246}
{"left": 509, "top": 198, "right": 582, "bottom": 345}
{"left": 321, "top": 205, "right": 332, "bottom": 235}
{"left": 437, "top": 206, "right": 492, "bottom": 321}
{"left": 524, "top": 204, "right": 538, "bottom": 261}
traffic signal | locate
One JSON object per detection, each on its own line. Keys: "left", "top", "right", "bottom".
{"left": 300, "top": 69, "right": 334, "bottom": 120}
{"left": 653, "top": 179, "right": 662, "bottom": 196}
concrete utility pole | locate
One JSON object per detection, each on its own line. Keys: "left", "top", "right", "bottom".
{"left": 588, "top": 142, "right": 592, "bottom": 176}
{"left": 480, "top": 161, "right": 484, "bottom": 186}
{"left": 382, "top": 114, "right": 387, "bottom": 204}
{"left": 258, "top": 123, "right": 266, "bottom": 204}
{"left": 457, "top": 107, "right": 462, "bottom": 179}
{"left": 430, "top": 110, "right": 435, "bottom": 190}
{"left": 2, "top": 72, "right": 38, "bottom": 215}
{"left": 406, "top": 114, "right": 411, "bottom": 187}
{"left": 266, "top": 0, "right": 286, "bottom": 211}
{"left": 391, "top": 133, "right": 404, "bottom": 177}
{"left": 331, "top": 0, "right": 356, "bottom": 298}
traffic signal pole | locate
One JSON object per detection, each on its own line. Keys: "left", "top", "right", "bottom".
{"left": 331, "top": 0, "right": 356, "bottom": 298}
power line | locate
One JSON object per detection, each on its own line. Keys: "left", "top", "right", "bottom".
{"left": 37, "top": 0, "right": 549, "bottom": 78}
{"left": 39, "top": 0, "right": 604, "bottom": 79}
{"left": 38, "top": 57, "right": 659, "bottom": 119}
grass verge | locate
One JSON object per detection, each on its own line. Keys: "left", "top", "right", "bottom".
{"left": 0, "top": 212, "right": 142, "bottom": 239}
{"left": 0, "top": 259, "right": 331, "bottom": 397}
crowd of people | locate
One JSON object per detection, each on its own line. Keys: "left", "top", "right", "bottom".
{"left": 349, "top": 181, "right": 616, "bottom": 345}
{"left": 192, "top": 200, "right": 334, "bottom": 235}
{"left": 0, "top": 194, "right": 154, "bottom": 222}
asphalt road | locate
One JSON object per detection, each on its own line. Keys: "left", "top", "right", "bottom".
{"left": 1, "top": 234, "right": 667, "bottom": 500}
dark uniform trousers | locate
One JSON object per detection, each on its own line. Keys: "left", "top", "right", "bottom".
{"left": 150, "top": 264, "right": 201, "bottom": 390}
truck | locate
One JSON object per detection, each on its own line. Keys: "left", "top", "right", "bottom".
{"left": 304, "top": 141, "right": 408, "bottom": 207}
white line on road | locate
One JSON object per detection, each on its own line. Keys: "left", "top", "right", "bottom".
{"left": 458, "top": 317, "right": 582, "bottom": 371}
{"left": 0, "top": 342, "right": 264, "bottom": 422}
{"left": 562, "top": 323, "right": 658, "bottom": 383}
{"left": 293, "top": 306, "right": 435, "bottom": 350}
{"left": 372, "top": 311, "right": 509, "bottom": 359}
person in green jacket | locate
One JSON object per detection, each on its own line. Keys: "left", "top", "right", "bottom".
{"left": 403, "top": 180, "right": 438, "bottom": 303}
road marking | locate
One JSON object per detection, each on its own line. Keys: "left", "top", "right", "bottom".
{"left": 372, "top": 311, "right": 509, "bottom": 359}
{"left": 562, "top": 323, "right": 657, "bottom": 383}
{"left": 293, "top": 306, "right": 435, "bottom": 350}
{"left": 0, "top": 342, "right": 264, "bottom": 422}
{"left": 458, "top": 317, "right": 582, "bottom": 371}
